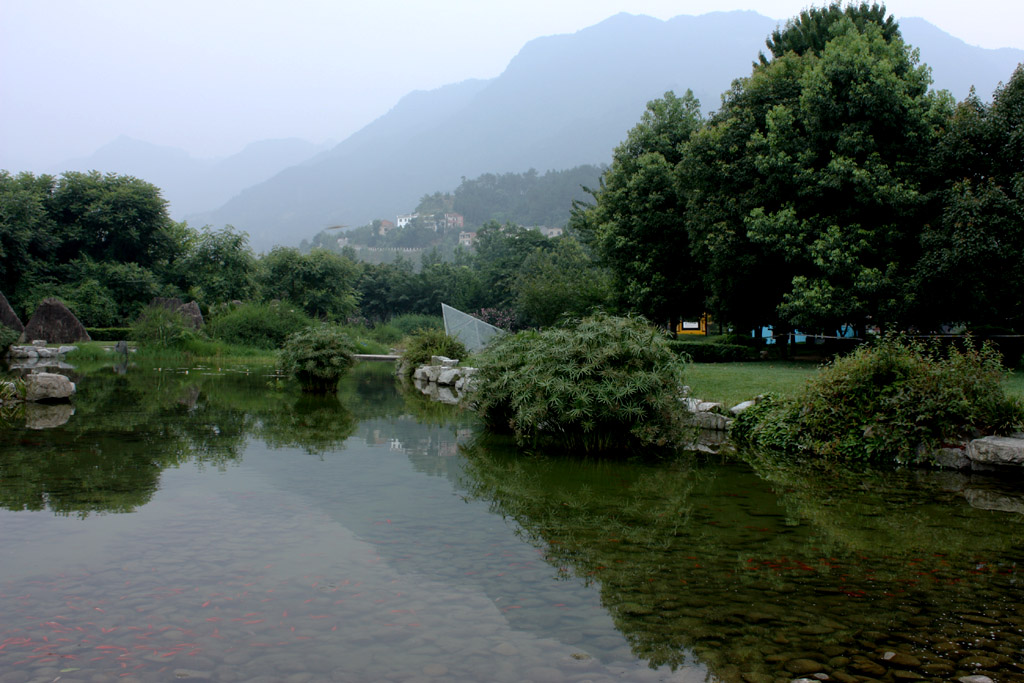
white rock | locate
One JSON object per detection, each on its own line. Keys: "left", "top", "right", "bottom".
{"left": 23, "top": 372, "right": 76, "bottom": 401}
{"left": 730, "top": 400, "right": 756, "bottom": 415}
{"left": 968, "top": 435, "right": 1024, "bottom": 465}
{"left": 437, "top": 368, "right": 462, "bottom": 386}
{"left": 430, "top": 355, "right": 459, "bottom": 367}
{"left": 696, "top": 401, "right": 725, "bottom": 414}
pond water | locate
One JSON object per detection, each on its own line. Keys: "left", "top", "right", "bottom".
{"left": 1, "top": 361, "right": 1023, "bottom": 683}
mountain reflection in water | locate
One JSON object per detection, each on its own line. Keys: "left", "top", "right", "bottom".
{"left": 0, "top": 361, "right": 1022, "bottom": 682}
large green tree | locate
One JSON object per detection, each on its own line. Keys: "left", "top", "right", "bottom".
{"left": 257, "top": 247, "right": 359, "bottom": 319}
{"left": 0, "top": 170, "right": 182, "bottom": 323}
{"left": 684, "top": 4, "right": 952, "bottom": 337}
{"left": 571, "top": 91, "right": 705, "bottom": 326}
{"left": 914, "top": 65, "right": 1024, "bottom": 331}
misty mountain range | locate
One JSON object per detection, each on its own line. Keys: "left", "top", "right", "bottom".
{"left": 45, "top": 11, "right": 1024, "bottom": 251}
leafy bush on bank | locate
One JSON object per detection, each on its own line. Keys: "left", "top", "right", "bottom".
{"left": 399, "top": 328, "right": 468, "bottom": 379}
{"left": 206, "top": 303, "right": 312, "bottom": 349}
{"left": 733, "top": 337, "right": 1024, "bottom": 466}
{"left": 472, "top": 313, "right": 689, "bottom": 454}
{"left": 131, "top": 306, "right": 196, "bottom": 349}
{"left": 278, "top": 325, "right": 357, "bottom": 393}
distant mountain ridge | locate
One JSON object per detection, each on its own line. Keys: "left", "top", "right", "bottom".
{"left": 148, "top": 13, "right": 1024, "bottom": 248}
{"left": 56, "top": 136, "right": 328, "bottom": 220}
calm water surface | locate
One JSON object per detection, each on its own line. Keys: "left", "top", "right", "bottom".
{"left": 1, "top": 361, "right": 1023, "bottom": 683}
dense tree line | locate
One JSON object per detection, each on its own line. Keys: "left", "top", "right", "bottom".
{"left": 0, "top": 171, "right": 607, "bottom": 330}
{"left": 572, "top": 3, "right": 1024, "bottom": 338}
{"left": 454, "top": 165, "right": 605, "bottom": 228}
{"left": 0, "top": 170, "right": 356, "bottom": 326}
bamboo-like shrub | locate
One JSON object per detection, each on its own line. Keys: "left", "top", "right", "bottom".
{"left": 472, "top": 313, "right": 689, "bottom": 454}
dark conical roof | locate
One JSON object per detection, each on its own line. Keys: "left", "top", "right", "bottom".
{"left": 22, "top": 298, "right": 91, "bottom": 344}
{"left": 0, "top": 290, "right": 24, "bottom": 333}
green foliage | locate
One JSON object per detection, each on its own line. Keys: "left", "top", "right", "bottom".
{"left": 913, "top": 64, "right": 1024, "bottom": 331}
{"left": 258, "top": 247, "right": 359, "bottom": 319}
{"left": 400, "top": 328, "right": 468, "bottom": 379}
{"left": 130, "top": 306, "right": 196, "bottom": 349}
{"left": 735, "top": 337, "right": 1024, "bottom": 465}
{"left": 453, "top": 165, "right": 605, "bottom": 228}
{"left": 513, "top": 237, "right": 612, "bottom": 328}
{"left": 474, "top": 222, "right": 554, "bottom": 309}
{"left": 760, "top": 1, "right": 898, "bottom": 63}
{"left": 571, "top": 91, "right": 705, "bottom": 324}
{"left": 206, "top": 303, "right": 313, "bottom": 350}
{"left": 685, "top": 11, "right": 949, "bottom": 335}
{"left": 171, "top": 225, "right": 257, "bottom": 308}
{"left": 731, "top": 393, "right": 805, "bottom": 455}
{"left": 0, "top": 325, "right": 19, "bottom": 352}
{"left": 388, "top": 314, "right": 443, "bottom": 336}
{"left": 667, "top": 340, "right": 756, "bottom": 363}
{"left": 278, "top": 325, "right": 357, "bottom": 393}
{"left": 472, "top": 313, "right": 689, "bottom": 454}
{"left": 84, "top": 327, "right": 132, "bottom": 342}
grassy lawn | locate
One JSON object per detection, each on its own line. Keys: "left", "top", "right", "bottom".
{"left": 1006, "top": 369, "right": 1024, "bottom": 401}
{"left": 686, "top": 361, "right": 1024, "bottom": 409}
{"left": 684, "top": 361, "right": 821, "bottom": 408}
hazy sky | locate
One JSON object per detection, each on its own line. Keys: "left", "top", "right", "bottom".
{"left": 3, "top": 0, "right": 1023, "bottom": 170}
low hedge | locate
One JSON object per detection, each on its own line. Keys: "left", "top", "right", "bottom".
{"left": 668, "top": 340, "right": 756, "bottom": 363}
{"left": 85, "top": 327, "right": 132, "bottom": 341}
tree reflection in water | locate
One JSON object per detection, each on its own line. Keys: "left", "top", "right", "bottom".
{"left": 459, "top": 440, "right": 1024, "bottom": 682}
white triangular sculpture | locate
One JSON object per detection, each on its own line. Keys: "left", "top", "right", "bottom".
{"left": 441, "top": 303, "right": 505, "bottom": 352}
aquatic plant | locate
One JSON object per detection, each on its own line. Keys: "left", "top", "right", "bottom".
{"left": 471, "top": 313, "right": 689, "bottom": 454}
{"left": 278, "top": 325, "right": 357, "bottom": 393}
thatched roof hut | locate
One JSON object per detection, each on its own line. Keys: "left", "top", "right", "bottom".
{"left": 22, "top": 298, "right": 91, "bottom": 344}
{"left": 0, "top": 290, "right": 24, "bottom": 334}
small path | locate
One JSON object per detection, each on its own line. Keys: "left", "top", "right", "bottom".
{"left": 354, "top": 354, "right": 400, "bottom": 362}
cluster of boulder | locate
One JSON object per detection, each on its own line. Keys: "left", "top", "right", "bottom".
{"left": 2, "top": 293, "right": 91, "bottom": 344}
{"left": 410, "top": 356, "right": 478, "bottom": 405}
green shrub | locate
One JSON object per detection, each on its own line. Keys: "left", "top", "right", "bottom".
{"left": 731, "top": 393, "right": 803, "bottom": 455}
{"left": 389, "top": 314, "right": 443, "bottom": 336}
{"left": 206, "top": 303, "right": 313, "bottom": 349}
{"left": 668, "top": 340, "right": 756, "bottom": 363}
{"left": 131, "top": 306, "right": 196, "bottom": 349}
{"left": 278, "top": 325, "right": 357, "bottom": 393}
{"left": 0, "top": 325, "right": 19, "bottom": 353}
{"left": 472, "top": 313, "right": 689, "bottom": 454}
{"left": 400, "top": 328, "right": 468, "bottom": 379}
{"left": 85, "top": 327, "right": 132, "bottom": 341}
{"left": 735, "top": 336, "right": 1024, "bottom": 466}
